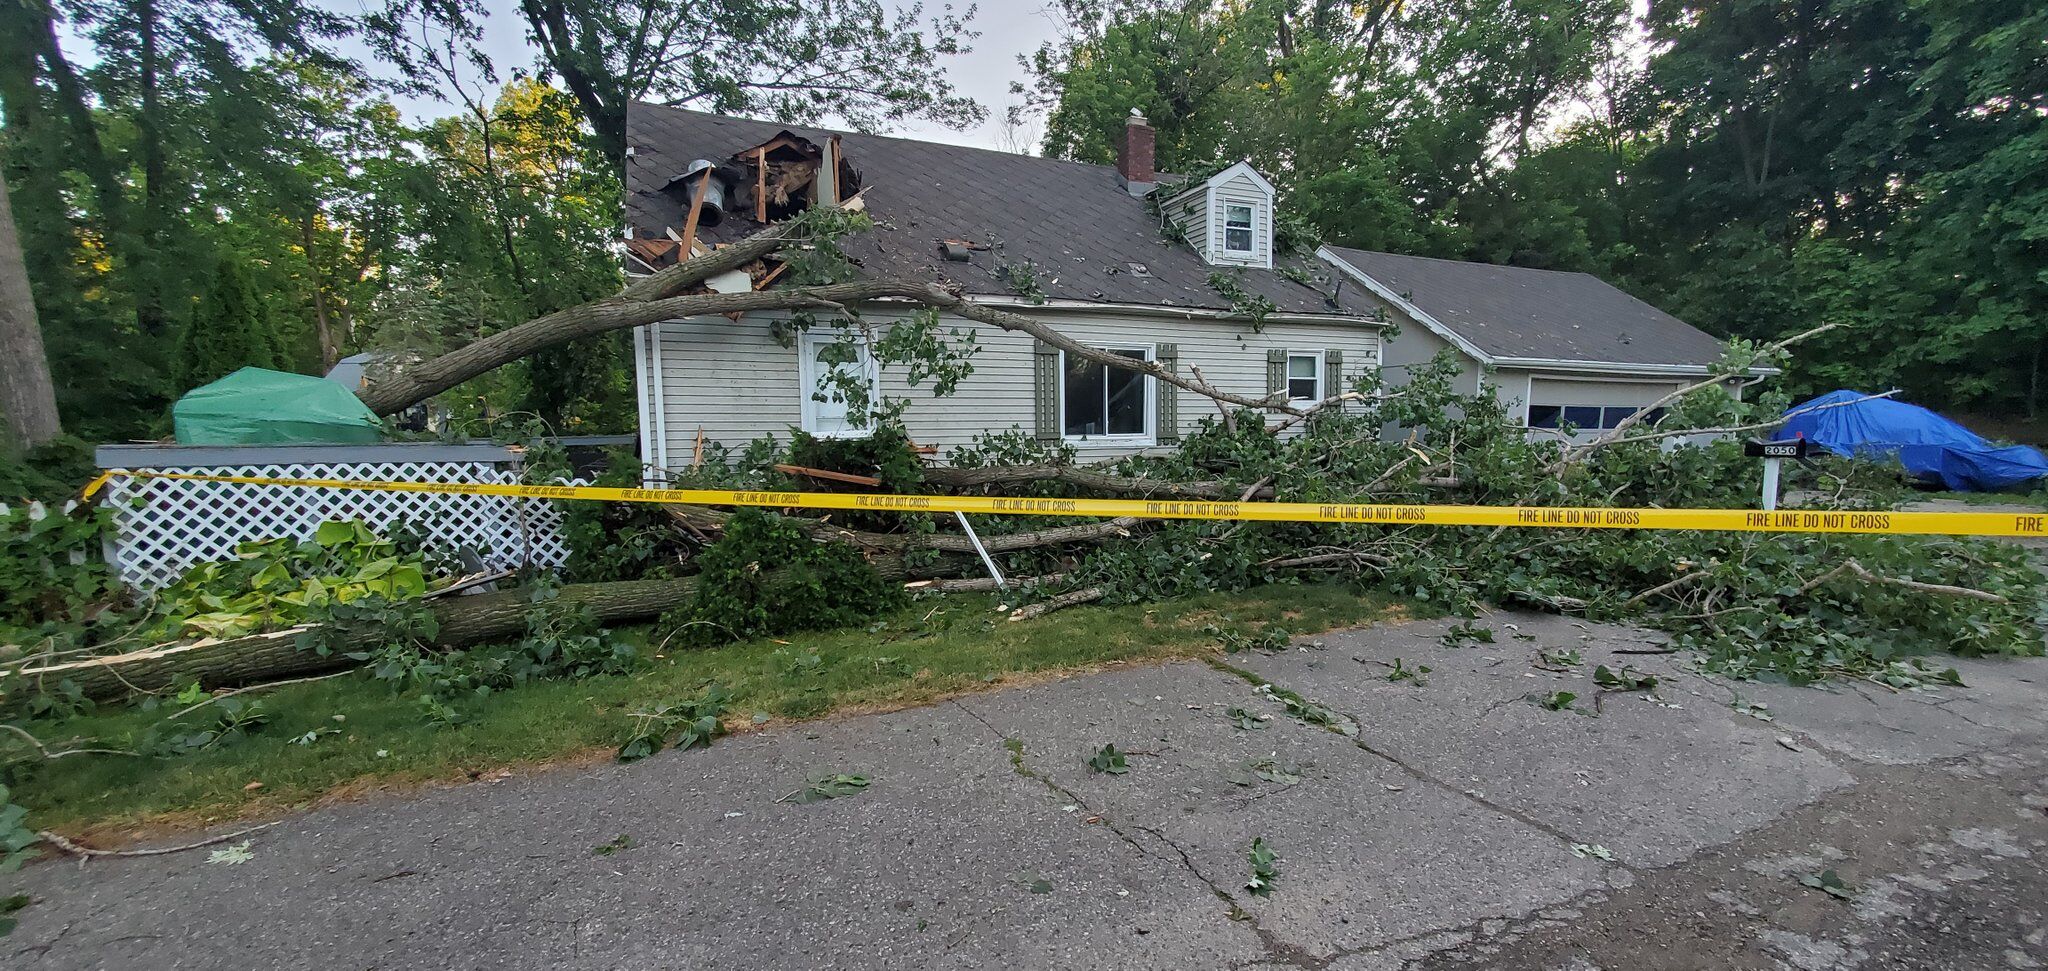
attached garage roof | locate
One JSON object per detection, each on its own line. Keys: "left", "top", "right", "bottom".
{"left": 1320, "top": 246, "right": 1731, "bottom": 369}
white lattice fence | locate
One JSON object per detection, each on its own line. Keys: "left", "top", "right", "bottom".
{"left": 97, "top": 445, "right": 578, "bottom": 590}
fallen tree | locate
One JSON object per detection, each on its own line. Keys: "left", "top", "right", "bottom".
{"left": 1, "top": 559, "right": 909, "bottom": 710}
{"left": 1, "top": 575, "right": 708, "bottom": 709}
{"left": 350, "top": 206, "right": 1360, "bottom": 423}
{"left": 10, "top": 200, "right": 2041, "bottom": 719}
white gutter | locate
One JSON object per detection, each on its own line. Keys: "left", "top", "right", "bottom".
{"left": 1493, "top": 357, "right": 1783, "bottom": 378}
{"left": 942, "top": 294, "right": 1383, "bottom": 329}
{"left": 1315, "top": 245, "right": 1493, "bottom": 363}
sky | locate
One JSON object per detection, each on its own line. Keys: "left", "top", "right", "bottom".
{"left": 321, "top": 0, "right": 1065, "bottom": 154}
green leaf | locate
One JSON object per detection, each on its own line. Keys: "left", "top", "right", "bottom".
{"left": 1086, "top": 744, "right": 1129, "bottom": 775}
{"left": 781, "top": 773, "right": 872, "bottom": 804}
{"left": 1245, "top": 837, "right": 1279, "bottom": 897}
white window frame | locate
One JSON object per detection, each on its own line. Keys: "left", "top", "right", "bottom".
{"left": 1058, "top": 343, "right": 1156, "bottom": 445}
{"left": 1222, "top": 203, "right": 1256, "bottom": 254}
{"left": 796, "top": 328, "right": 880, "bottom": 439}
{"left": 1285, "top": 351, "right": 1323, "bottom": 403}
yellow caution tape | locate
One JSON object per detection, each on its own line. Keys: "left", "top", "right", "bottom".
{"left": 82, "top": 469, "right": 2048, "bottom": 539}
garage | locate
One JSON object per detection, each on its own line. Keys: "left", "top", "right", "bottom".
{"left": 1525, "top": 377, "right": 1684, "bottom": 437}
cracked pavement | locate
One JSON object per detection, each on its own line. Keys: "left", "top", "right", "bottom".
{"left": 8, "top": 609, "right": 2047, "bottom": 970}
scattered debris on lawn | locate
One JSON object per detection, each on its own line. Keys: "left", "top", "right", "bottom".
{"left": 1087, "top": 744, "right": 1130, "bottom": 775}
{"left": 1570, "top": 843, "right": 1615, "bottom": 862}
{"left": 1592, "top": 665, "right": 1658, "bottom": 693}
{"left": 1246, "top": 837, "right": 1280, "bottom": 897}
{"left": 778, "top": 773, "right": 871, "bottom": 804}
{"left": 1440, "top": 621, "right": 1496, "bottom": 648}
{"left": 1225, "top": 757, "right": 1305, "bottom": 787}
{"left": 1535, "top": 648, "right": 1584, "bottom": 671}
{"left": 34, "top": 821, "right": 278, "bottom": 869}
{"left": 1799, "top": 868, "right": 1856, "bottom": 900}
{"left": 618, "top": 684, "right": 732, "bottom": 762}
{"left": 1208, "top": 625, "right": 1291, "bottom": 654}
{"left": 1383, "top": 658, "right": 1431, "bottom": 685}
{"left": 1225, "top": 707, "right": 1270, "bottom": 731}
{"left": 206, "top": 841, "right": 255, "bottom": 866}
{"left": 1731, "top": 698, "right": 1774, "bottom": 721}
{"left": 1538, "top": 691, "right": 1579, "bottom": 712}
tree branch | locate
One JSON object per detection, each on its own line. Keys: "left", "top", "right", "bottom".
{"left": 1564, "top": 321, "right": 1846, "bottom": 462}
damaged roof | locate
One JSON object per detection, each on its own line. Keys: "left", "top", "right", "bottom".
{"left": 1321, "top": 247, "right": 1731, "bottom": 368}
{"left": 626, "top": 103, "right": 1374, "bottom": 318}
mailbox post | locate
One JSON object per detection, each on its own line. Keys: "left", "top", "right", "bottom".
{"left": 1744, "top": 438, "right": 1816, "bottom": 511}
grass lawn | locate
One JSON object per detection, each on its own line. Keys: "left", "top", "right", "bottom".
{"left": 12, "top": 581, "right": 1406, "bottom": 839}
{"left": 1907, "top": 488, "right": 2048, "bottom": 509}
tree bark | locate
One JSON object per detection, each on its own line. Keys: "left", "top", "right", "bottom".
{"left": 0, "top": 165, "right": 60, "bottom": 449}
{"left": 920, "top": 465, "right": 1262, "bottom": 499}
{"left": 352, "top": 210, "right": 1313, "bottom": 420}
{"left": 1, "top": 559, "right": 910, "bottom": 710}
{"left": 661, "top": 503, "right": 1142, "bottom": 555}
{"left": 302, "top": 212, "right": 337, "bottom": 370}
{"left": 134, "top": 0, "right": 170, "bottom": 335}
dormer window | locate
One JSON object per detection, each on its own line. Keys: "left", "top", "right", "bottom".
{"left": 1157, "top": 161, "right": 1276, "bottom": 269}
{"left": 1224, "top": 204, "right": 1255, "bottom": 254}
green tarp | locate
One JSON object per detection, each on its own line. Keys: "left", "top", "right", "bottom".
{"left": 173, "top": 367, "right": 385, "bottom": 445}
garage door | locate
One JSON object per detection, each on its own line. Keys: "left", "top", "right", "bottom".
{"left": 1527, "top": 378, "right": 1683, "bottom": 433}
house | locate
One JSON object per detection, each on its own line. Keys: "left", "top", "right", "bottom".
{"left": 622, "top": 103, "right": 1740, "bottom": 469}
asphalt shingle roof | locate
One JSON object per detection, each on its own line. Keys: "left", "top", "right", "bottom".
{"left": 1323, "top": 247, "right": 1729, "bottom": 368}
{"left": 625, "top": 103, "right": 1372, "bottom": 317}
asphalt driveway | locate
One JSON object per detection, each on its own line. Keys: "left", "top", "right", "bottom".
{"left": 8, "top": 610, "right": 2046, "bottom": 970}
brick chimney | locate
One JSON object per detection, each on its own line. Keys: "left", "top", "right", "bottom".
{"left": 1116, "top": 109, "right": 1155, "bottom": 194}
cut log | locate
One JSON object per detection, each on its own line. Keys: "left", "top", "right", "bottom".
{"left": 2, "top": 558, "right": 908, "bottom": 711}
{"left": 662, "top": 504, "right": 1141, "bottom": 554}
{"left": 920, "top": 465, "right": 1262, "bottom": 499}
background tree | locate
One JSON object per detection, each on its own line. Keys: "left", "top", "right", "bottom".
{"left": 368, "top": 0, "right": 985, "bottom": 167}
{"left": 0, "top": 165, "right": 60, "bottom": 450}
{"left": 175, "top": 257, "right": 279, "bottom": 389}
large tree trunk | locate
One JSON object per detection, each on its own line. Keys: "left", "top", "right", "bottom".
{"left": 0, "top": 165, "right": 60, "bottom": 449}
{"left": 921, "top": 464, "right": 1262, "bottom": 499}
{"left": 302, "top": 212, "right": 337, "bottom": 370}
{"left": 133, "top": 0, "right": 170, "bottom": 336}
{"left": 352, "top": 209, "right": 1311, "bottom": 420}
{"left": 1, "top": 558, "right": 909, "bottom": 711}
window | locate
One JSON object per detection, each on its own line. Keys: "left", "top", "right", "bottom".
{"left": 1223, "top": 204, "right": 1255, "bottom": 253}
{"left": 1528, "top": 404, "right": 1670, "bottom": 431}
{"left": 797, "top": 331, "right": 878, "bottom": 438}
{"left": 1286, "top": 352, "right": 1321, "bottom": 402}
{"left": 1561, "top": 406, "right": 1604, "bottom": 429}
{"left": 1062, "top": 346, "right": 1152, "bottom": 439}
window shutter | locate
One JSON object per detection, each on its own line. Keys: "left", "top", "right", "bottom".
{"left": 1033, "top": 340, "right": 1060, "bottom": 440}
{"left": 1156, "top": 343, "right": 1179, "bottom": 444}
{"left": 1266, "top": 348, "right": 1287, "bottom": 398}
{"left": 1323, "top": 349, "right": 1344, "bottom": 402}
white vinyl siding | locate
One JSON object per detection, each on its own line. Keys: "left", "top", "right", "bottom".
{"left": 1163, "top": 190, "right": 1209, "bottom": 253}
{"left": 638, "top": 309, "right": 1383, "bottom": 467}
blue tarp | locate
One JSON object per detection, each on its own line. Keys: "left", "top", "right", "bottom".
{"left": 1777, "top": 390, "right": 2048, "bottom": 492}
